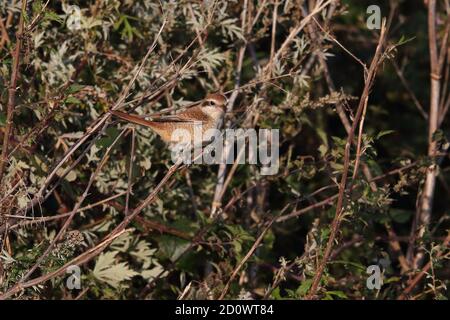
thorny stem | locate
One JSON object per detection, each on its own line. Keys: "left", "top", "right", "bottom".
{"left": 0, "top": 0, "right": 27, "bottom": 184}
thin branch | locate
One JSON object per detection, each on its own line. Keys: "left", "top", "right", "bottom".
{"left": 266, "top": 0, "right": 335, "bottom": 72}
{"left": 0, "top": 157, "right": 183, "bottom": 299}
{"left": 399, "top": 231, "right": 450, "bottom": 299}
{"left": 391, "top": 60, "right": 428, "bottom": 119}
{"left": 0, "top": 17, "right": 11, "bottom": 50}
{"left": 306, "top": 23, "right": 388, "bottom": 299}
{"left": 267, "top": 0, "right": 279, "bottom": 78}
{"left": 312, "top": 17, "right": 367, "bottom": 75}
{"left": 0, "top": 0, "right": 27, "bottom": 183}
{"left": 14, "top": 128, "right": 127, "bottom": 287}
{"left": 7, "top": 191, "right": 128, "bottom": 230}
{"left": 218, "top": 218, "right": 275, "bottom": 299}
{"left": 210, "top": 0, "right": 248, "bottom": 217}
{"left": 125, "top": 128, "right": 136, "bottom": 216}
{"left": 0, "top": 229, "right": 130, "bottom": 300}
{"left": 36, "top": 18, "right": 167, "bottom": 199}
{"left": 414, "top": 0, "right": 442, "bottom": 267}
{"left": 351, "top": 96, "right": 369, "bottom": 181}
{"left": 187, "top": 3, "right": 220, "bottom": 89}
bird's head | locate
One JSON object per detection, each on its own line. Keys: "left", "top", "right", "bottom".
{"left": 203, "top": 93, "right": 228, "bottom": 112}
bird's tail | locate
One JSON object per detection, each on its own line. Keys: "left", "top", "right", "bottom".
{"left": 110, "top": 110, "right": 157, "bottom": 128}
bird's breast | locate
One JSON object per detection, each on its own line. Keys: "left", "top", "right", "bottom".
{"left": 201, "top": 107, "right": 224, "bottom": 127}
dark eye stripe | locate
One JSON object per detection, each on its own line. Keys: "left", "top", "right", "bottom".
{"left": 204, "top": 100, "right": 216, "bottom": 106}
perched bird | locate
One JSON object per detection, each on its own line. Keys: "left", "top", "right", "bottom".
{"left": 110, "top": 93, "right": 227, "bottom": 144}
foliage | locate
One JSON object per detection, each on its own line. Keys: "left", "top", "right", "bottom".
{"left": 0, "top": 0, "right": 449, "bottom": 300}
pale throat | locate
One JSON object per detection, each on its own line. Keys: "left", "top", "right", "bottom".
{"left": 202, "top": 106, "right": 225, "bottom": 126}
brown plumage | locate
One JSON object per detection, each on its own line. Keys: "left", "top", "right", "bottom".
{"left": 110, "top": 93, "right": 227, "bottom": 143}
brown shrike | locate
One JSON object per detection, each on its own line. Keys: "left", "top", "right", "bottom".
{"left": 110, "top": 93, "right": 227, "bottom": 144}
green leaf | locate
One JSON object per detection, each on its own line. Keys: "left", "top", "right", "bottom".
{"left": 0, "top": 113, "right": 6, "bottom": 126}
{"left": 130, "top": 240, "right": 156, "bottom": 269}
{"left": 376, "top": 130, "right": 395, "bottom": 140}
{"left": 44, "top": 11, "right": 64, "bottom": 24}
{"left": 32, "top": 0, "right": 43, "bottom": 14}
{"left": 296, "top": 279, "right": 313, "bottom": 296}
{"left": 66, "top": 84, "right": 84, "bottom": 94}
{"left": 384, "top": 276, "right": 401, "bottom": 284}
{"left": 396, "top": 35, "right": 415, "bottom": 46}
{"left": 432, "top": 129, "right": 446, "bottom": 142}
{"left": 141, "top": 265, "right": 165, "bottom": 280}
{"left": 271, "top": 287, "right": 282, "bottom": 300}
{"left": 95, "top": 127, "right": 121, "bottom": 148}
{"left": 318, "top": 144, "right": 328, "bottom": 157}
{"left": 390, "top": 209, "right": 412, "bottom": 223}
{"left": 93, "top": 251, "right": 138, "bottom": 288}
{"left": 157, "top": 236, "right": 190, "bottom": 262}
{"left": 64, "top": 96, "right": 82, "bottom": 105}
{"left": 326, "top": 290, "right": 348, "bottom": 299}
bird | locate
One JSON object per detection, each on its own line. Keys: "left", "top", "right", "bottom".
{"left": 110, "top": 93, "right": 227, "bottom": 145}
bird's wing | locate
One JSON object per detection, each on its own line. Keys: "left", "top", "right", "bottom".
{"left": 111, "top": 107, "right": 210, "bottom": 127}
{"left": 151, "top": 106, "right": 210, "bottom": 123}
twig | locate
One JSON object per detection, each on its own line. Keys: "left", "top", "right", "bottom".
{"left": 12, "top": 128, "right": 127, "bottom": 288}
{"left": 7, "top": 57, "right": 88, "bottom": 159}
{"left": 210, "top": 0, "right": 248, "bottom": 217}
{"left": 0, "top": 229, "right": 130, "bottom": 300}
{"left": 414, "top": 0, "right": 443, "bottom": 267}
{"left": 0, "top": 17, "right": 11, "bottom": 50}
{"left": 439, "top": 51, "right": 450, "bottom": 125}
{"left": 107, "top": 200, "right": 192, "bottom": 240}
{"left": 125, "top": 128, "right": 136, "bottom": 216}
{"left": 303, "top": 6, "right": 377, "bottom": 191}
{"left": 0, "top": 17, "right": 168, "bottom": 236}
{"left": 0, "top": 0, "right": 27, "bottom": 183}
{"left": 184, "top": 170, "right": 198, "bottom": 215}
{"left": 399, "top": 231, "right": 450, "bottom": 299}
{"left": 306, "top": 22, "right": 388, "bottom": 299}
{"left": 7, "top": 191, "right": 128, "bottom": 230}
{"left": 276, "top": 194, "right": 338, "bottom": 223}
{"left": 187, "top": 3, "right": 220, "bottom": 89}
{"left": 0, "top": 155, "right": 183, "bottom": 299}
{"left": 211, "top": 0, "right": 336, "bottom": 216}
{"left": 265, "top": 0, "right": 335, "bottom": 74}
{"left": 267, "top": 0, "right": 279, "bottom": 78}
{"left": 391, "top": 60, "right": 428, "bottom": 119}
{"left": 312, "top": 17, "right": 368, "bottom": 76}
{"left": 37, "top": 18, "right": 167, "bottom": 198}
{"left": 351, "top": 96, "right": 369, "bottom": 181}
{"left": 25, "top": 0, "right": 50, "bottom": 33}
{"left": 218, "top": 218, "right": 275, "bottom": 299}
{"left": 0, "top": 0, "right": 16, "bottom": 50}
